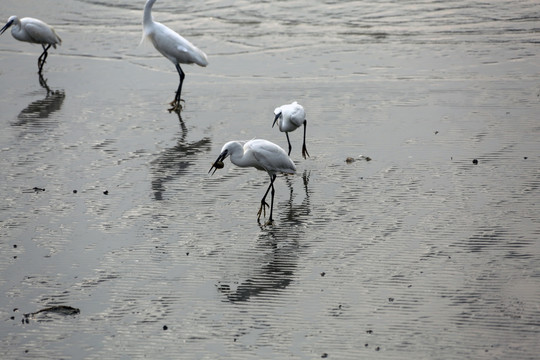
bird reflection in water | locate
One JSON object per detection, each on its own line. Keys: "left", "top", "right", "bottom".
{"left": 150, "top": 112, "right": 211, "bottom": 200}
{"left": 217, "top": 230, "right": 299, "bottom": 303}
{"left": 281, "top": 169, "right": 312, "bottom": 225}
{"left": 14, "top": 74, "right": 65, "bottom": 130}
{"left": 217, "top": 172, "right": 311, "bottom": 302}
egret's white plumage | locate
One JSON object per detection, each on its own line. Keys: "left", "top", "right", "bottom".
{"left": 273, "top": 101, "right": 310, "bottom": 159}
{"left": 209, "top": 139, "right": 296, "bottom": 223}
{"left": 143, "top": 0, "right": 208, "bottom": 112}
{"left": 1, "top": 15, "right": 61, "bottom": 74}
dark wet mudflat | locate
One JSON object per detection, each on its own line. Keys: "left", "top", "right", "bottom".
{"left": 1, "top": 0, "right": 539, "bottom": 358}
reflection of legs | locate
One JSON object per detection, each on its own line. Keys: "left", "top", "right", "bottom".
{"left": 302, "top": 120, "right": 310, "bottom": 159}
{"left": 38, "top": 44, "right": 51, "bottom": 74}
{"left": 258, "top": 174, "right": 276, "bottom": 222}
{"left": 174, "top": 111, "right": 187, "bottom": 136}
{"left": 169, "top": 63, "right": 185, "bottom": 113}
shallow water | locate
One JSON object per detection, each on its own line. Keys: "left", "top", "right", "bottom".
{"left": 1, "top": 0, "right": 539, "bottom": 358}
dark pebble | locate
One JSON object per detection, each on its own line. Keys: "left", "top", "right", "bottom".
{"left": 321, "top": 353, "right": 328, "bottom": 358}
{"left": 163, "top": 325, "right": 168, "bottom": 330}
{"left": 10, "top": 316, "right": 14, "bottom": 320}
{"left": 13, "top": 244, "right": 17, "bottom": 248}
{"left": 103, "top": 190, "right": 109, "bottom": 195}
{"left": 320, "top": 272, "right": 326, "bottom": 277}
{"left": 388, "top": 297, "right": 394, "bottom": 302}
{"left": 186, "top": 252, "right": 189, "bottom": 256}
{"left": 524, "top": 156, "right": 528, "bottom": 159}
{"left": 366, "top": 330, "right": 373, "bottom": 334}
{"left": 73, "top": 190, "right": 78, "bottom": 194}
{"left": 472, "top": 159, "right": 478, "bottom": 165}
{"left": 375, "top": 347, "right": 380, "bottom": 351}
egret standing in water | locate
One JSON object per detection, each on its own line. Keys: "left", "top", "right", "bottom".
{"left": 142, "top": 0, "right": 208, "bottom": 113}
{"left": 209, "top": 139, "right": 296, "bottom": 224}
{"left": 272, "top": 101, "right": 309, "bottom": 159}
{"left": 0, "top": 15, "right": 61, "bottom": 74}
{"left": 273, "top": 101, "right": 310, "bottom": 159}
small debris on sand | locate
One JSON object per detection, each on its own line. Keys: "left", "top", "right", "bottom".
{"left": 346, "top": 155, "right": 372, "bottom": 163}
{"left": 23, "top": 305, "right": 80, "bottom": 321}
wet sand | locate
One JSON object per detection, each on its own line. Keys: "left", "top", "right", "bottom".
{"left": 1, "top": 0, "right": 539, "bottom": 359}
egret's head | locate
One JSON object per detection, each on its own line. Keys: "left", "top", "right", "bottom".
{"left": 209, "top": 149, "right": 228, "bottom": 175}
{"left": 0, "top": 16, "right": 17, "bottom": 35}
{"left": 272, "top": 111, "right": 282, "bottom": 128}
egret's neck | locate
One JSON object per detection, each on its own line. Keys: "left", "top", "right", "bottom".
{"left": 227, "top": 142, "right": 250, "bottom": 168}
{"left": 143, "top": 0, "right": 157, "bottom": 29}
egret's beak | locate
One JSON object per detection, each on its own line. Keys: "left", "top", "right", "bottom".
{"left": 0, "top": 20, "right": 13, "bottom": 35}
{"left": 272, "top": 112, "right": 281, "bottom": 128}
{"left": 208, "top": 149, "right": 228, "bottom": 175}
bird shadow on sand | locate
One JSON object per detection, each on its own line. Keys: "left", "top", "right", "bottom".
{"left": 216, "top": 171, "right": 312, "bottom": 303}
{"left": 150, "top": 112, "right": 211, "bottom": 200}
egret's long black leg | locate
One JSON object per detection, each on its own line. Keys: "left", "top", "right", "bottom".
{"left": 37, "top": 44, "right": 51, "bottom": 74}
{"left": 37, "top": 45, "right": 45, "bottom": 70}
{"left": 285, "top": 132, "right": 292, "bottom": 156}
{"left": 258, "top": 174, "right": 276, "bottom": 221}
{"left": 38, "top": 73, "right": 51, "bottom": 94}
{"left": 175, "top": 63, "right": 185, "bottom": 103}
{"left": 268, "top": 177, "right": 276, "bottom": 223}
{"left": 257, "top": 177, "right": 273, "bottom": 220}
{"left": 169, "top": 63, "right": 185, "bottom": 112}
{"left": 302, "top": 119, "right": 310, "bottom": 159}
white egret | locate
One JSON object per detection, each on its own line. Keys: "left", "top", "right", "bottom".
{"left": 209, "top": 139, "right": 296, "bottom": 224}
{"left": 273, "top": 101, "right": 310, "bottom": 159}
{"left": 142, "top": 0, "right": 208, "bottom": 112}
{"left": 0, "top": 15, "right": 61, "bottom": 74}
